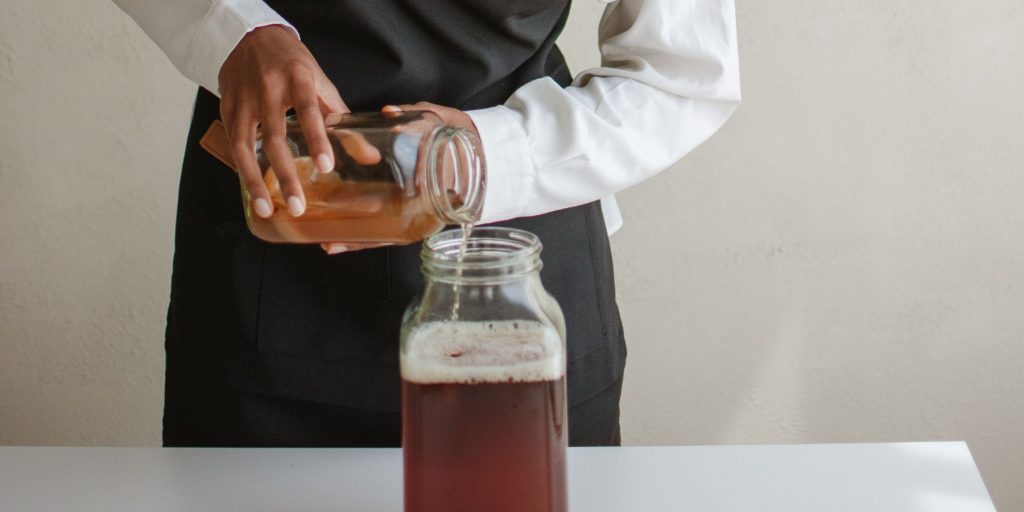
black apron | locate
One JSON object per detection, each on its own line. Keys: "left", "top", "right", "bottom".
{"left": 163, "top": 0, "right": 626, "bottom": 447}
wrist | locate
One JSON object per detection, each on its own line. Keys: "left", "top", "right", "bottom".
{"left": 234, "top": 24, "right": 300, "bottom": 57}
{"left": 247, "top": 24, "right": 300, "bottom": 42}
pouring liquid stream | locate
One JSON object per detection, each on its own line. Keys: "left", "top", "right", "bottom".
{"left": 451, "top": 222, "right": 474, "bottom": 322}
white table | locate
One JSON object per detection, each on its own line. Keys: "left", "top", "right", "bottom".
{"left": 0, "top": 443, "right": 995, "bottom": 511}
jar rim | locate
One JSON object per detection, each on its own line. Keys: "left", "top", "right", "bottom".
{"left": 421, "top": 227, "right": 542, "bottom": 278}
{"left": 427, "top": 126, "right": 485, "bottom": 225}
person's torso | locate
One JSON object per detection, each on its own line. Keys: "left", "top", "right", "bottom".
{"left": 264, "top": 0, "right": 573, "bottom": 110}
{"left": 168, "top": 0, "right": 625, "bottom": 413}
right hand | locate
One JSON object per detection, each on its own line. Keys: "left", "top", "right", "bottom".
{"left": 218, "top": 24, "right": 346, "bottom": 218}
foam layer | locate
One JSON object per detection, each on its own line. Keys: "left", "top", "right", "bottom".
{"left": 401, "top": 320, "right": 564, "bottom": 384}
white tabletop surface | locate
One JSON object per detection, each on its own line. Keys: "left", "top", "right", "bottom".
{"left": 0, "top": 442, "right": 995, "bottom": 511}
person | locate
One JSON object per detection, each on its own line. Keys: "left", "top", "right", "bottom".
{"left": 111, "top": 0, "right": 741, "bottom": 447}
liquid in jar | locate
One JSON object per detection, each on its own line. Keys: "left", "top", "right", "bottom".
{"left": 401, "top": 320, "right": 567, "bottom": 512}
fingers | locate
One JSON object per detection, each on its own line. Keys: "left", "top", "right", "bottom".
{"left": 386, "top": 102, "right": 478, "bottom": 132}
{"left": 317, "top": 76, "right": 347, "bottom": 114}
{"left": 320, "top": 242, "right": 394, "bottom": 255}
{"left": 381, "top": 105, "right": 429, "bottom": 190}
{"left": 387, "top": 103, "right": 430, "bottom": 118}
{"left": 260, "top": 106, "right": 306, "bottom": 217}
{"left": 293, "top": 81, "right": 334, "bottom": 174}
{"left": 382, "top": 104, "right": 458, "bottom": 191}
{"left": 226, "top": 108, "right": 274, "bottom": 218}
{"left": 335, "top": 129, "right": 382, "bottom": 165}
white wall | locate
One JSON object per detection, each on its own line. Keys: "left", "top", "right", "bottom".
{"left": 1, "top": 0, "right": 1021, "bottom": 510}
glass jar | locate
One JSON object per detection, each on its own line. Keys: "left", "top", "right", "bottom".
{"left": 400, "top": 227, "right": 568, "bottom": 512}
{"left": 230, "top": 111, "right": 484, "bottom": 244}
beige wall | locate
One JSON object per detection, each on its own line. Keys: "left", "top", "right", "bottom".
{"left": 1, "top": 0, "right": 1021, "bottom": 509}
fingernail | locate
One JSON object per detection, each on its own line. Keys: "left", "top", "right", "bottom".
{"left": 327, "top": 245, "right": 349, "bottom": 254}
{"left": 287, "top": 196, "right": 305, "bottom": 217}
{"left": 382, "top": 105, "right": 402, "bottom": 112}
{"left": 253, "top": 198, "right": 272, "bottom": 218}
{"left": 316, "top": 153, "right": 333, "bottom": 173}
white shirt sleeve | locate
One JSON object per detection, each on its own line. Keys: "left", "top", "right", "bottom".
{"left": 467, "top": 0, "right": 742, "bottom": 230}
{"left": 110, "top": 0, "right": 296, "bottom": 96}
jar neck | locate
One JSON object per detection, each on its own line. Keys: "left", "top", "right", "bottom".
{"left": 421, "top": 227, "right": 542, "bottom": 284}
{"left": 426, "top": 126, "right": 485, "bottom": 225}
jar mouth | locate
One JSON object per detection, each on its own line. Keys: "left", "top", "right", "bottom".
{"left": 422, "top": 227, "right": 542, "bottom": 279}
{"left": 427, "top": 126, "right": 485, "bottom": 226}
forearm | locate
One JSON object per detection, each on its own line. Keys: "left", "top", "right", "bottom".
{"left": 468, "top": 0, "right": 742, "bottom": 224}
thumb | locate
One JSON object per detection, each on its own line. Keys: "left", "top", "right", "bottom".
{"left": 317, "top": 79, "right": 348, "bottom": 114}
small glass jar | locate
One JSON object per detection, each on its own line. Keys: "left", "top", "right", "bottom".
{"left": 246, "top": 111, "right": 485, "bottom": 244}
{"left": 400, "top": 227, "right": 568, "bottom": 512}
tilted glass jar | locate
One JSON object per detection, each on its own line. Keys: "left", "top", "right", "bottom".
{"left": 400, "top": 227, "right": 568, "bottom": 512}
{"left": 206, "top": 111, "right": 485, "bottom": 244}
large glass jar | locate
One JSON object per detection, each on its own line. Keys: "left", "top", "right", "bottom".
{"left": 202, "top": 111, "right": 485, "bottom": 244}
{"left": 400, "top": 227, "right": 568, "bottom": 512}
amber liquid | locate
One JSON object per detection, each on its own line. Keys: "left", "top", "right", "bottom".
{"left": 402, "top": 378, "right": 567, "bottom": 512}
{"left": 245, "top": 157, "right": 444, "bottom": 244}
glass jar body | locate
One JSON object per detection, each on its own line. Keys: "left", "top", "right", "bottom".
{"left": 245, "top": 111, "right": 484, "bottom": 244}
{"left": 400, "top": 228, "right": 568, "bottom": 512}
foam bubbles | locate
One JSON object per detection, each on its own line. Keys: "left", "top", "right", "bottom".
{"left": 401, "top": 320, "right": 564, "bottom": 384}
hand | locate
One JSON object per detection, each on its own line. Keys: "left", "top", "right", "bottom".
{"left": 383, "top": 102, "right": 479, "bottom": 135}
{"left": 218, "top": 24, "right": 346, "bottom": 219}
{"left": 320, "top": 102, "right": 480, "bottom": 255}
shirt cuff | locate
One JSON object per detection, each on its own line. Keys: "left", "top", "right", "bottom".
{"left": 466, "top": 105, "right": 534, "bottom": 225}
{"left": 189, "top": 0, "right": 298, "bottom": 96}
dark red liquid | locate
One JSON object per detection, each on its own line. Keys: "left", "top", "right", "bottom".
{"left": 402, "top": 378, "right": 567, "bottom": 512}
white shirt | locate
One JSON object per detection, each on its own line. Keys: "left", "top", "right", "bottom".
{"left": 112, "top": 0, "right": 741, "bottom": 234}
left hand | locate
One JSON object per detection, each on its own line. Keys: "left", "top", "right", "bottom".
{"left": 320, "top": 102, "right": 480, "bottom": 255}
